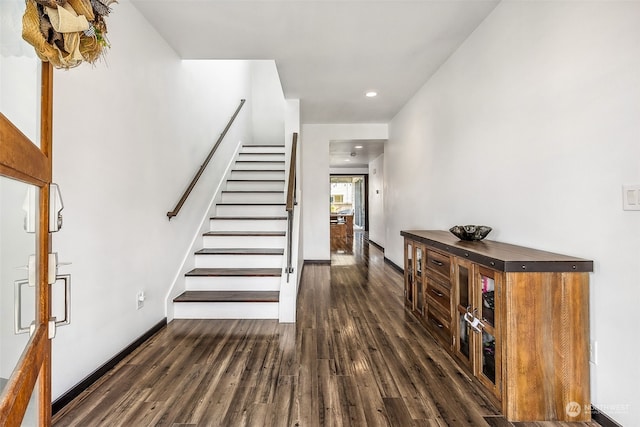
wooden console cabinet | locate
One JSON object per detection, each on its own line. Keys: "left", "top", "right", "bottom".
{"left": 401, "top": 230, "right": 593, "bottom": 422}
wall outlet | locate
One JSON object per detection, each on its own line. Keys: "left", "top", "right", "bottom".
{"left": 589, "top": 340, "right": 597, "bottom": 365}
{"left": 136, "top": 291, "right": 145, "bottom": 310}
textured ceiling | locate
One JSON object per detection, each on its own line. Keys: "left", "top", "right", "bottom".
{"left": 131, "top": 0, "right": 500, "bottom": 124}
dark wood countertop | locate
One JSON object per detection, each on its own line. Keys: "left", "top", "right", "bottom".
{"left": 401, "top": 230, "right": 593, "bottom": 273}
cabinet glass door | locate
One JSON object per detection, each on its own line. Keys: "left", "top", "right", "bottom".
{"left": 454, "top": 260, "right": 473, "bottom": 366}
{"left": 404, "top": 241, "right": 413, "bottom": 307}
{"left": 481, "top": 330, "right": 496, "bottom": 383}
{"left": 476, "top": 267, "right": 501, "bottom": 396}
{"left": 479, "top": 271, "right": 496, "bottom": 383}
{"left": 414, "top": 246, "right": 424, "bottom": 315}
{"left": 458, "top": 314, "right": 471, "bottom": 358}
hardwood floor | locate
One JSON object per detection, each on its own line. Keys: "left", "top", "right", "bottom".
{"left": 53, "top": 232, "right": 600, "bottom": 426}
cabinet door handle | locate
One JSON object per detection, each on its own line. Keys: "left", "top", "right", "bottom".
{"left": 464, "top": 310, "right": 484, "bottom": 333}
{"left": 430, "top": 318, "right": 444, "bottom": 329}
{"left": 431, "top": 259, "right": 444, "bottom": 267}
{"left": 431, "top": 288, "right": 444, "bottom": 298}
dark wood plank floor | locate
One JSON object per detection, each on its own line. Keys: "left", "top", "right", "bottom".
{"left": 53, "top": 232, "right": 600, "bottom": 427}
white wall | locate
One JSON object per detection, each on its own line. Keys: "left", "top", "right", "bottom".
{"left": 50, "top": 1, "right": 252, "bottom": 400}
{"left": 368, "top": 154, "right": 384, "bottom": 249}
{"left": 251, "top": 61, "right": 285, "bottom": 145}
{"left": 301, "top": 124, "right": 388, "bottom": 260}
{"left": 386, "top": 2, "right": 640, "bottom": 424}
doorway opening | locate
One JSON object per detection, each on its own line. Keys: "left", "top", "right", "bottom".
{"left": 330, "top": 175, "right": 368, "bottom": 230}
{"left": 330, "top": 175, "right": 368, "bottom": 253}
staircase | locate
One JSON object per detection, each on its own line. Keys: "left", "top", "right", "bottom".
{"left": 173, "top": 144, "right": 288, "bottom": 319}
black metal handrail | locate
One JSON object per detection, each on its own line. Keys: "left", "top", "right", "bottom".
{"left": 167, "top": 99, "right": 245, "bottom": 220}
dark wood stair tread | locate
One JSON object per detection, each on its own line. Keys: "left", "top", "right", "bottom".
{"left": 216, "top": 203, "right": 285, "bottom": 206}
{"left": 186, "top": 268, "right": 282, "bottom": 277}
{"left": 195, "top": 248, "right": 284, "bottom": 255}
{"left": 227, "top": 179, "right": 285, "bottom": 182}
{"left": 174, "top": 291, "right": 279, "bottom": 303}
{"left": 204, "top": 231, "right": 285, "bottom": 236}
{"left": 232, "top": 169, "right": 285, "bottom": 172}
{"left": 210, "top": 216, "right": 287, "bottom": 221}
{"left": 236, "top": 160, "right": 285, "bottom": 163}
{"left": 221, "top": 190, "right": 284, "bottom": 194}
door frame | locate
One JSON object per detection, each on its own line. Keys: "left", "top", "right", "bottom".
{"left": 0, "top": 62, "right": 53, "bottom": 426}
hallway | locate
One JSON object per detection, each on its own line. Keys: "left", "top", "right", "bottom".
{"left": 52, "top": 233, "right": 599, "bottom": 426}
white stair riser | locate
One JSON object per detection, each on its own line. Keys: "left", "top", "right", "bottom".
{"left": 221, "top": 192, "right": 284, "bottom": 204}
{"left": 209, "top": 219, "right": 287, "bottom": 232}
{"left": 195, "top": 254, "right": 283, "bottom": 268}
{"left": 173, "top": 302, "right": 279, "bottom": 319}
{"left": 185, "top": 275, "right": 281, "bottom": 291}
{"left": 226, "top": 181, "right": 285, "bottom": 191}
{"left": 215, "top": 204, "right": 286, "bottom": 217}
{"left": 234, "top": 162, "right": 285, "bottom": 171}
{"left": 237, "top": 154, "right": 285, "bottom": 162}
{"left": 203, "top": 235, "right": 286, "bottom": 248}
{"left": 242, "top": 145, "right": 285, "bottom": 154}
{"left": 230, "top": 170, "right": 285, "bottom": 180}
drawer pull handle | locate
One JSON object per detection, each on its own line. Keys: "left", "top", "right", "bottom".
{"left": 430, "top": 318, "right": 444, "bottom": 329}
{"left": 431, "top": 289, "right": 444, "bottom": 298}
{"left": 431, "top": 260, "right": 444, "bottom": 267}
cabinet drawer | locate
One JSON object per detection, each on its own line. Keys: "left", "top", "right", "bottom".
{"left": 426, "top": 278, "right": 451, "bottom": 316}
{"left": 426, "top": 250, "right": 451, "bottom": 279}
{"left": 427, "top": 306, "right": 451, "bottom": 347}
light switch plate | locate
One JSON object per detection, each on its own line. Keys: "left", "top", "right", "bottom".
{"left": 622, "top": 185, "right": 640, "bottom": 211}
{"left": 136, "top": 291, "right": 145, "bottom": 310}
{"left": 589, "top": 340, "right": 598, "bottom": 365}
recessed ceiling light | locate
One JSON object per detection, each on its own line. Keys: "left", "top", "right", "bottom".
{"left": 355, "top": 145, "right": 363, "bottom": 149}
{"left": 365, "top": 91, "right": 377, "bottom": 98}
{"left": 345, "top": 158, "right": 351, "bottom": 162}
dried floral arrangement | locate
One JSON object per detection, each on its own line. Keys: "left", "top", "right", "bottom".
{"left": 22, "top": 0, "right": 117, "bottom": 69}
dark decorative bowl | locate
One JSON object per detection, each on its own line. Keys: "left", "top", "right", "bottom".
{"left": 449, "top": 225, "right": 492, "bottom": 241}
